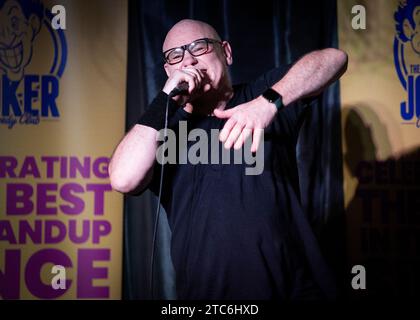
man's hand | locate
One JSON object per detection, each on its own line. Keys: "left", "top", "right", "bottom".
{"left": 213, "top": 96, "right": 277, "bottom": 152}
{"left": 213, "top": 48, "right": 348, "bottom": 152}
{"left": 163, "top": 67, "right": 209, "bottom": 105}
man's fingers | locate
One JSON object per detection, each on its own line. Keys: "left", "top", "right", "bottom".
{"left": 195, "top": 68, "right": 206, "bottom": 81}
{"left": 213, "top": 107, "right": 236, "bottom": 119}
{"left": 251, "top": 128, "right": 263, "bottom": 153}
{"left": 184, "top": 69, "right": 201, "bottom": 84}
{"left": 219, "top": 118, "right": 236, "bottom": 142}
{"left": 164, "top": 67, "right": 208, "bottom": 96}
{"left": 182, "top": 70, "right": 200, "bottom": 92}
{"left": 183, "top": 68, "right": 203, "bottom": 91}
{"left": 234, "top": 128, "right": 252, "bottom": 150}
{"left": 224, "top": 123, "right": 245, "bottom": 149}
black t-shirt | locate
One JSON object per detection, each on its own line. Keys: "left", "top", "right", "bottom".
{"left": 148, "top": 65, "right": 337, "bottom": 300}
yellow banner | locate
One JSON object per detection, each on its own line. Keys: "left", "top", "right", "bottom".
{"left": 0, "top": 0, "right": 127, "bottom": 299}
{"left": 339, "top": 0, "right": 420, "bottom": 295}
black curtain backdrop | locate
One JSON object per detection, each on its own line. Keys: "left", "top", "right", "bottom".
{"left": 123, "top": 0, "right": 345, "bottom": 299}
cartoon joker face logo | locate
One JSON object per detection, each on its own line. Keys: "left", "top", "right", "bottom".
{"left": 0, "top": 0, "right": 44, "bottom": 81}
{"left": 395, "top": 0, "right": 420, "bottom": 56}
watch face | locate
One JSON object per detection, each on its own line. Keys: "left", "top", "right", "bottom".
{"left": 263, "top": 88, "right": 280, "bottom": 103}
{"left": 263, "top": 88, "right": 283, "bottom": 110}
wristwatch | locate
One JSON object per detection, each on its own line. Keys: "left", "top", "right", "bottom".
{"left": 262, "top": 88, "right": 284, "bottom": 110}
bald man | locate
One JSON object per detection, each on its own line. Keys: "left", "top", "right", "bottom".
{"left": 109, "top": 19, "right": 348, "bottom": 300}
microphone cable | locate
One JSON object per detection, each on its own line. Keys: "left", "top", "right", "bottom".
{"left": 149, "top": 93, "right": 171, "bottom": 299}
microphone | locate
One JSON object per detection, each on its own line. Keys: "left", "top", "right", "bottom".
{"left": 168, "top": 82, "right": 189, "bottom": 97}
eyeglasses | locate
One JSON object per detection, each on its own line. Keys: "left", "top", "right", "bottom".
{"left": 163, "top": 38, "right": 222, "bottom": 65}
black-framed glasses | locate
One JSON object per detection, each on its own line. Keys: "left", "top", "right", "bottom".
{"left": 163, "top": 38, "right": 222, "bottom": 65}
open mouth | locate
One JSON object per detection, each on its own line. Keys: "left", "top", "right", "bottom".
{"left": 0, "top": 41, "right": 23, "bottom": 69}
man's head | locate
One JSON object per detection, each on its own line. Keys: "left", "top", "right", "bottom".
{"left": 162, "top": 19, "right": 233, "bottom": 95}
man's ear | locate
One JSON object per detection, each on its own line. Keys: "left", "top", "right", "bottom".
{"left": 222, "top": 41, "right": 233, "bottom": 66}
{"left": 402, "top": 18, "right": 414, "bottom": 40}
{"left": 29, "top": 15, "right": 41, "bottom": 39}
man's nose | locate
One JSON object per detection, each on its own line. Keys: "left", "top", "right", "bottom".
{"left": 181, "top": 50, "right": 198, "bottom": 68}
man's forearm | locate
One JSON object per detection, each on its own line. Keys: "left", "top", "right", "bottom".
{"left": 272, "top": 48, "right": 348, "bottom": 106}
{"left": 109, "top": 124, "right": 158, "bottom": 194}
{"left": 109, "top": 91, "right": 182, "bottom": 194}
